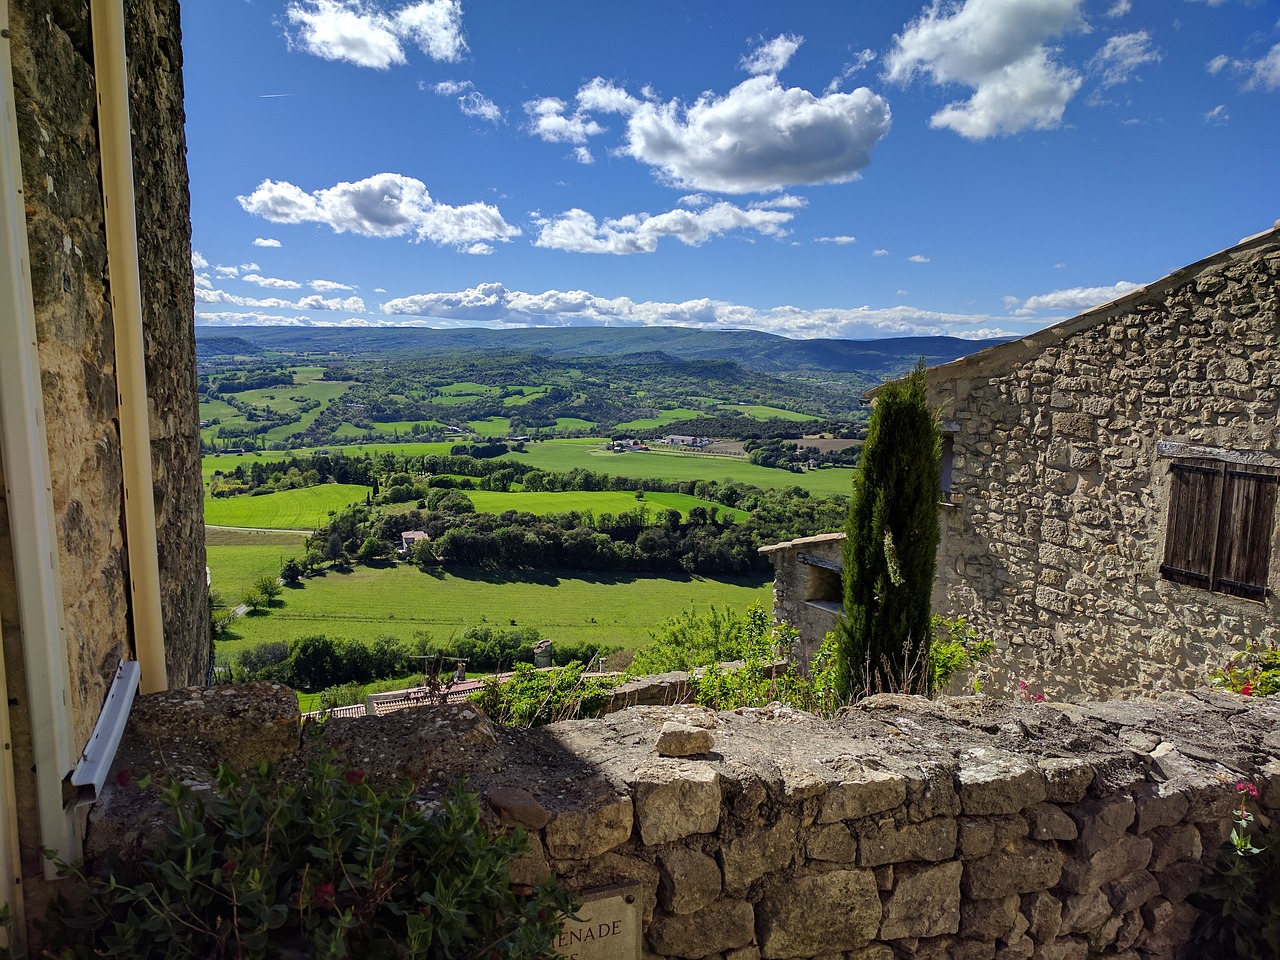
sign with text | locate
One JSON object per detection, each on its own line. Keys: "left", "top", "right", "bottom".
{"left": 554, "top": 881, "right": 642, "bottom": 960}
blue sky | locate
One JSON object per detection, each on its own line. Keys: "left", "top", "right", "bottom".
{"left": 185, "top": 0, "right": 1279, "bottom": 340}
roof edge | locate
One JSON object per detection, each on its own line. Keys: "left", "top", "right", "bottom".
{"left": 866, "top": 219, "right": 1280, "bottom": 398}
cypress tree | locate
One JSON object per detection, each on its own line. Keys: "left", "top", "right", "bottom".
{"left": 837, "top": 359, "right": 941, "bottom": 698}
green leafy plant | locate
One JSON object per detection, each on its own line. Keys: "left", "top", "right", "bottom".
{"left": 1192, "top": 781, "right": 1280, "bottom": 958}
{"left": 1209, "top": 640, "right": 1280, "bottom": 697}
{"left": 47, "top": 749, "right": 574, "bottom": 959}
{"left": 471, "top": 663, "right": 622, "bottom": 726}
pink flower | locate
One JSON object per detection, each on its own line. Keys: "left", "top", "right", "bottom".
{"left": 344, "top": 769, "right": 366, "bottom": 785}
{"left": 312, "top": 881, "right": 336, "bottom": 910}
{"left": 1237, "top": 782, "right": 1260, "bottom": 798}
{"left": 1240, "top": 681, "right": 1254, "bottom": 696}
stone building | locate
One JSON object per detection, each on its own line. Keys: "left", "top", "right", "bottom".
{"left": 759, "top": 532, "right": 845, "bottom": 666}
{"left": 925, "top": 222, "right": 1280, "bottom": 699}
{"left": 0, "top": 0, "right": 207, "bottom": 942}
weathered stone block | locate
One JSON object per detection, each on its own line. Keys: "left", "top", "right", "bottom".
{"left": 1071, "top": 796, "right": 1136, "bottom": 856}
{"left": 1058, "top": 833, "right": 1151, "bottom": 893}
{"left": 656, "top": 721, "right": 714, "bottom": 758}
{"left": 957, "top": 748, "right": 1047, "bottom": 815}
{"left": 657, "top": 846, "right": 721, "bottom": 916}
{"left": 906, "top": 760, "right": 962, "bottom": 822}
{"left": 817, "top": 768, "right": 907, "bottom": 823}
{"left": 1060, "top": 889, "right": 1111, "bottom": 936}
{"left": 960, "top": 894, "right": 1019, "bottom": 941}
{"left": 647, "top": 899, "right": 755, "bottom": 958}
{"left": 507, "top": 831, "right": 551, "bottom": 886}
{"left": 543, "top": 795, "right": 633, "bottom": 860}
{"left": 486, "top": 786, "right": 549, "bottom": 828}
{"left": 962, "top": 839, "right": 1063, "bottom": 899}
{"left": 1104, "top": 869, "right": 1160, "bottom": 915}
{"left": 1038, "top": 759, "right": 1094, "bottom": 804}
{"left": 632, "top": 761, "right": 720, "bottom": 845}
{"left": 879, "top": 861, "right": 962, "bottom": 939}
{"left": 806, "top": 822, "right": 857, "bottom": 862}
{"left": 757, "top": 869, "right": 881, "bottom": 958}
{"left": 858, "top": 816, "right": 957, "bottom": 866}
{"left": 1028, "top": 803, "right": 1077, "bottom": 841}
{"left": 1154, "top": 859, "right": 1204, "bottom": 904}
{"left": 1147, "top": 823, "right": 1202, "bottom": 872}
{"left": 1021, "top": 890, "right": 1061, "bottom": 944}
{"left": 1132, "top": 783, "right": 1190, "bottom": 833}
{"left": 1034, "top": 938, "right": 1088, "bottom": 960}
{"left": 721, "top": 813, "right": 799, "bottom": 892}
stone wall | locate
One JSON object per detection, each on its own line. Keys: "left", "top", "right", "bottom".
{"left": 760, "top": 532, "right": 845, "bottom": 666}
{"left": 1, "top": 0, "right": 208, "bottom": 745}
{"left": 925, "top": 227, "right": 1280, "bottom": 700}
{"left": 93, "top": 686, "right": 1280, "bottom": 959}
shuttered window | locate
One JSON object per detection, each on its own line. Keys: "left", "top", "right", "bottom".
{"left": 1161, "top": 458, "right": 1279, "bottom": 600}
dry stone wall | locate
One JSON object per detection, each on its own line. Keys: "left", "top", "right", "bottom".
{"left": 93, "top": 686, "right": 1280, "bottom": 960}
{"left": 926, "top": 229, "right": 1280, "bottom": 700}
{"left": 761, "top": 533, "right": 845, "bottom": 666}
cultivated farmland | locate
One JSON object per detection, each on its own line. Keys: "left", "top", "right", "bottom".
{"left": 203, "top": 483, "right": 369, "bottom": 529}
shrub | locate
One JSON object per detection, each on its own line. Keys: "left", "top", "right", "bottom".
{"left": 1210, "top": 640, "right": 1280, "bottom": 697}
{"left": 47, "top": 749, "right": 574, "bottom": 959}
{"left": 470, "top": 663, "right": 622, "bottom": 726}
{"left": 253, "top": 575, "right": 282, "bottom": 603}
{"left": 629, "top": 603, "right": 768, "bottom": 676}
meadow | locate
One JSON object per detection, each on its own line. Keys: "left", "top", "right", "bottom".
{"left": 215, "top": 563, "right": 772, "bottom": 665}
{"left": 462, "top": 489, "right": 750, "bottom": 522}
{"left": 206, "top": 529, "right": 306, "bottom": 601}
{"left": 203, "top": 483, "right": 369, "bottom": 529}
{"left": 200, "top": 438, "right": 853, "bottom": 495}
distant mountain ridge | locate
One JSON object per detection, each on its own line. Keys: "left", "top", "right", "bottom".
{"left": 193, "top": 325, "right": 1005, "bottom": 378}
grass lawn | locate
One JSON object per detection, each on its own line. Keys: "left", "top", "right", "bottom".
{"left": 468, "top": 417, "right": 511, "bottom": 437}
{"left": 503, "top": 440, "right": 855, "bottom": 496}
{"left": 207, "top": 534, "right": 306, "bottom": 603}
{"left": 721, "top": 403, "right": 816, "bottom": 422}
{"left": 464, "top": 489, "right": 749, "bottom": 522}
{"left": 203, "top": 483, "right": 369, "bottom": 529}
{"left": 215, "top": 564, "right": 772, "bottom": 664}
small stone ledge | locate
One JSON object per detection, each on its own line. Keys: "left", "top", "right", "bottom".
{"left": 89, "top": 686, "right": 1280, "bottom": 958}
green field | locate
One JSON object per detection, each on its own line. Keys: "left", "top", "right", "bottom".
{"left": 723, "top": 403, "right": 816, "bottom": 422}
{"left": 464, "top": 490, "right": 749, "bottom": 522}
{"left": 207, "top": 532, "right": 306, "bottom": 603}
{"left": 204, "top": 483, "right": 369, "bottom": 529}
{"left": 215, "top": 563, "right": 772, "bottom": 663}
{"left": 468, "top": 417, "right": 512, "bottom": 437}
{"left": 614, "top": 408, "right": 706, "bottom": 430}
{"left": 202, "top": 368, "right": 349, "bottom": 446}
{"left": 502, "top": 440, "right": 855, "bottom": 496}
{"left": 200, "top": 437, "right": 853, "bottom": 495}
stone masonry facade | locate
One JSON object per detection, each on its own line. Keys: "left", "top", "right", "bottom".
{"left": 2, "top": 0, "right": 209, "bottom": 747}
{"left": 94, "top": 684, "right": 1280, "bottom": 960}
{"left": 925, "top": 225, "right": 1280, "bottom": 700}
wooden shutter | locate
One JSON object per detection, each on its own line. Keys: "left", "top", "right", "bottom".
{"left": 1161, "top": 460, "right": 1223, "bottom": 588}
{"left": 1213, "top": 466, "right": 1280, "bottom": 599}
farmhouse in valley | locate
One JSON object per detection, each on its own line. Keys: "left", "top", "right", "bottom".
{"left": 764, "top": 222, "right": 1280, "bottom": 699}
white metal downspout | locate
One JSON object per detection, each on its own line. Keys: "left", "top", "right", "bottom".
{"left": 0, "top": 0, "right": 79, "bottom": 879}
{"left": 89, "top": 0, "right": 168, "bottom": 694}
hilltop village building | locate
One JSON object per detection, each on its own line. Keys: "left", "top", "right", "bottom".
{"left": 764, "top": 223, "right": 1280, "bottom": 699}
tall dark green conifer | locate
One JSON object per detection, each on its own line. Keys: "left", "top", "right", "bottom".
{"left": 837, "top": 359, "right": 941, "bottom": 698}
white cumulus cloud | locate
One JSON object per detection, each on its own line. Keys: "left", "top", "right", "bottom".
{"left": 253, "top": 237, "right": 282, "bottom": 247}
{"left": 1204, "top": 44, "right": 1279, "bottom": 92}
{"left": 241, "top": 274, "right": 303, "bottom": 289}
{"left": 458, "top": 91, "right": 502, "bottom": 123}
{"left": 908, "top": 254, "right": 931, "bottom": 263}
{"left": 215, "top": 265, "right": 240, "bottom": 277}
{"left": 533, "top": 201, "right": 794, "bottom": 255}
{"left": 873, "top": 248, "right": 889, "bottom": 256}
{"left": 192, "top": 251, "right": 209, "bottom": 269}
{"left": 311, "top": 279, "right": 356, "bottom": 291}
{"left": 523, "top": 97, "right": 605, "bottom": 144}
{"left": 886, "top": 0, "right": 1086, "bottom": 139}
{"left": 378, "top": 281, "right": 1016, "bottom": 338}
{"left": 816, "top": 235, "right": 857, "bottom": 244}
{"left": 741, "top": 34, "right": 803, "bottom": 76}
{"left": 285, "top": 0, "right": 465, "bottom": 70}
{"left": 1089, "top": 32, "right": 1160, "bottom": 87}
{"left": 1012, "top": 280, "right": 1141, "bottom": 314}
{"left": 237, "top": 173, "right": 521, "bottom": 248}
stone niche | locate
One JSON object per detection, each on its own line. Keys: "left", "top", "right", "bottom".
{"left": 92, "top": 685, "right": 1280, "bottom": 960}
